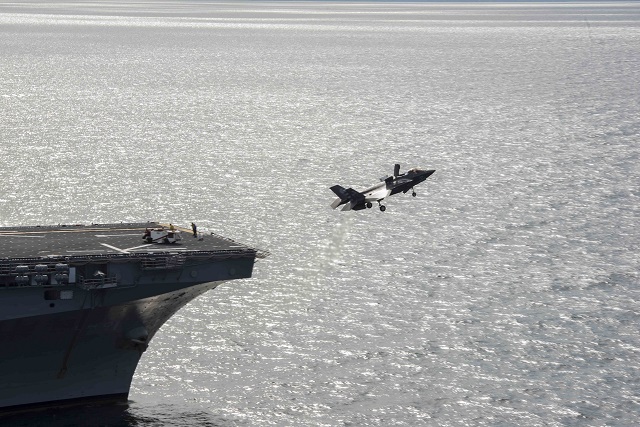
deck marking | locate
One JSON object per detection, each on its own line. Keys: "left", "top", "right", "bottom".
{"left": 123, "top": 244, "right": 154, "bottom": 252}
{"left": 100, "top": 243, "right": 129, "bottom": 254}
{"left": 95, "top": 234, "right": 141, "bottom": 238}
{"left": 128, "top": 247, "right": 191, "bottom": 253}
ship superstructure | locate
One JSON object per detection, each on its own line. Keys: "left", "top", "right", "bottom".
{"left": 0, "top": 222, "right": 264, "bottom": 412}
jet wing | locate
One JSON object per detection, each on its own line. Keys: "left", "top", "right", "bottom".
{"left": 360, "top": 182, "right": 391, "bottom": 203}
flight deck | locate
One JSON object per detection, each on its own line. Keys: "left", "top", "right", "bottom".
{"left": 0, "top": 222, "right": 254, "bottom": 261}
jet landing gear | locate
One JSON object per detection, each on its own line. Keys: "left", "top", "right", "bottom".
{"left": 365, "top": 201, "right": 386, "bottom": 211}
{"left": 411, "top": 187, "right": 417, "bottom": 197}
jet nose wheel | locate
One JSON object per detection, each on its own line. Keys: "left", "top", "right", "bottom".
{"left": 379, "top": 205, "right": 386, "bottom": 212}
{"left": 412, "top": 192, "right": 417, "bottom": 197}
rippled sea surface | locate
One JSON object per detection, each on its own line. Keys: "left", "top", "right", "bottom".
{"left": 1, "top": 1, "right": 640, "bottom": 425}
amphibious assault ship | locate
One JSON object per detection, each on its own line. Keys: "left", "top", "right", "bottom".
{"left": 0, "top": 222, "right": 265, "bottom": 412}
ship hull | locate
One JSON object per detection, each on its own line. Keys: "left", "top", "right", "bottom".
{"left": 0, "top": 280, "right": 223, "bottom": 411}
{"left": 0, "top": 222, "right": 263, "bottom": 412}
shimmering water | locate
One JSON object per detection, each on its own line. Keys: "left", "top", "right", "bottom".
{"left": 1, "top": 1, "right": 639, "bottom": 425}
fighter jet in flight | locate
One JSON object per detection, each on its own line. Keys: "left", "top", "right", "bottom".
{"left": 330, "top": 164, "right": 435, "bottom": 212}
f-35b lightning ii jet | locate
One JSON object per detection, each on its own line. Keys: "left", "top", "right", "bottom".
{"left": 330, "top": 164, "right": 435, "bottom": 212}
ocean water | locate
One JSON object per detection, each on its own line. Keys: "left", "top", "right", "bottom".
{"left": 1, "top": 1, "right": 640, "bottom": 425}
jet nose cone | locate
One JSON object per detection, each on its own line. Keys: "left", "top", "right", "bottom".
{"left": 421, "top": 169, "right": 435, "bottom": 178}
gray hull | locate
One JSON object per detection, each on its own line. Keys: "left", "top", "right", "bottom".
{"left": 1, "top": 281, "right": 222, "bottom": 410}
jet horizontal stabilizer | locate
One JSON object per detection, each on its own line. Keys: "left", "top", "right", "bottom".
{"left": 330, "top": 198, "right": 344, "bottom": 209}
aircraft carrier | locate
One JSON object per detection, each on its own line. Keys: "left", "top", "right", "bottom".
{"left": 0, "top": 222, "right": 265, "bottom": 413}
